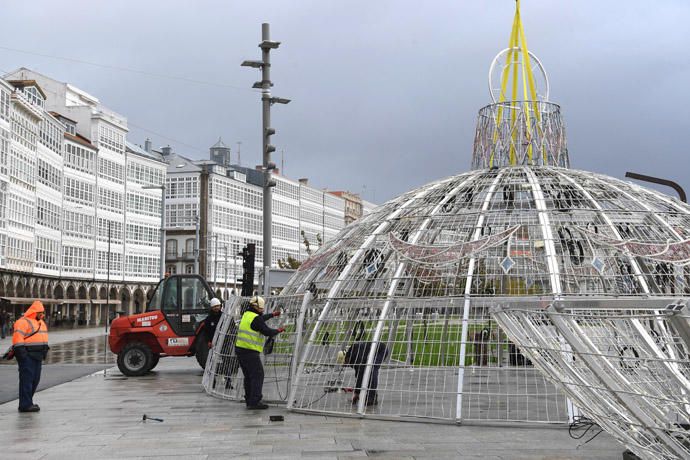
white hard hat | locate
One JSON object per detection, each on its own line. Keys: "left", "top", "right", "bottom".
{"left": 250, "top": 296, "right": 265, "bottom": 309}
{"left": 210, "top": 298, "right": 221, "bottom": 308}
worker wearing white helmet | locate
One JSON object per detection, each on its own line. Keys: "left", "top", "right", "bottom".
{"left": 235, "top": 296, "right": 284, "bottom": 410}
{"left": 202, "top": 298, "right": 223, "bottom": 348}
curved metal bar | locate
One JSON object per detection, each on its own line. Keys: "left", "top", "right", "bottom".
{"left": 625, "top": 172, "right": 686, "bottom": 203}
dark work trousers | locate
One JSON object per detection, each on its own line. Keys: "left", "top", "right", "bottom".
{"left": 235, "top": 348, "right": 264, "bottom": 406}
{"left": 353, "top": 364, "right": 381, "bottom": 404}
{"left": 17, "top": 356, "right": 42, "bottom": 409}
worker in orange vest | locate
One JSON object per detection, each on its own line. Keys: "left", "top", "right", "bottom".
{"left": 13, "top": 301, "right": 49, "bottom": 413}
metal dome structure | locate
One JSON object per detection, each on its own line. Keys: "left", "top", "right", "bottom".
{"left": 204, "top": 1, "right": 690, "bottom": 431}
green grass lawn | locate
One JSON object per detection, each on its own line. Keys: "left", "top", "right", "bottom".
{"left": 308, "top": 319, "right": 502, "bottom": 367}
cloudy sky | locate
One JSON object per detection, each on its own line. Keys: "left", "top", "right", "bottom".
{"left": 1, "top": 1, "right": 688, "bottom": 203}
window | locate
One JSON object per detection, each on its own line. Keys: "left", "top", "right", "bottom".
{"left": 97, "top": 124, "right": 125, "bottom": 154}
{"left": 11, "top": 106, "right": 38, "bottom": 152}
{"left": 37, "top": 198, "right": 61, "bottom": 230}
{"left": 65, "top": 142, "right": 95, "bottom": 173}
{"left": 0, "top": 88, "right": 10, "bottom": 122}
{"left": 185, "top": 264, "right": 194, "bottom": 274}
{"left": 166, "top": 239, "right": 178, "bottom": 257}
{"left": 128, "top": 161, "right": 164, "bottom": 186}
{"left": 98, "top": 188, "right": 124, "bottom": 214}
{"left": 37, "top": 159, "right": 62, "bottom": 191}
{"left": 166, "top": 265, "right": 177, "bottom": 275}
{"left": 185, "top": 239, "right": 195, "bottom": 254}
{"left": 98, "top": 157, "right": 125, "bottom": 184}
{"left": 62, "top": 246, "right": 94, "bottom": 273}
{"left": 64, "top": 177, "right": 95, "bottom": 206}
{"left": 39, "top": 116, "right": 63, "bottom": 154}
{"left": 162, "top": 276, "right": 179, "bottom": 313}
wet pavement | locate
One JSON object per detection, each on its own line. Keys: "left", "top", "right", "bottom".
{"left": 0, "top": 358, "right": 626, "bottom": 459}
{"left": 0, "top": 327, "right": 627, "bottom": 458}
{"left": 0, "top": 327, "right": 114, "bottom": 405}
{"left": 0, "top": 335, "right": 116, "bottom": 366}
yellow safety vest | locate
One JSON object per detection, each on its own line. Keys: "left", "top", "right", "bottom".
{"left": 235, "top": 311, "right": 263, "bottom": 352}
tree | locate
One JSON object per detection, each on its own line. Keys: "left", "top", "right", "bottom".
{"left": 301, "top": 230, "right": 322, "bottom": 257}
{"left": 277, "top": 255, "right": 302, "bottom": 270}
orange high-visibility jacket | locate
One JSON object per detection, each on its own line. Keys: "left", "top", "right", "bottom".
{"left": 12, "top": 301, "right": 49, "bottom": 358}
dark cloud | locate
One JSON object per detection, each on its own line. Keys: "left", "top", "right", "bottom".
{"left": 1, "top": 0, "right": 688, "bottom": 203}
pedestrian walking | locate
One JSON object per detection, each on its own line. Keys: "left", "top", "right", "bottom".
{"left": 234, "top": 296, "right": 283, "bottom": 409}
{"left": 0, "top": 309, "right": 7, "bottom": 339}
{"left": 340, "top": 341, "right": 389, "bottom": 406}
{"left": 13, "top": 301, "right": 49, "bottom": 413}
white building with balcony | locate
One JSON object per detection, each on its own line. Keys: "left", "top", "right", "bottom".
{"left": 161, "top": 143, "right": 346, "bottom": 296}
{"left": 0, "top": 68, "right": 166, "bottom": 324}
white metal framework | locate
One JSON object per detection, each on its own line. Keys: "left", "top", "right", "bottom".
{"left": 203, "top": 163, "right": 690, "bottom": 424}
{"left": 493, "top": 299, "right": 690, "bottom": 460}
{"left": 203, "top": 1, "right": 690, "bottom": 430}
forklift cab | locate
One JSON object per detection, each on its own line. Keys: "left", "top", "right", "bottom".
{"left": 147, "top": 274, "right": 215, "bottom": 337}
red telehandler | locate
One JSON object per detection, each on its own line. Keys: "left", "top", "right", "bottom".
{"left": 108, "top": 274, "right": 216, "bottom": 376}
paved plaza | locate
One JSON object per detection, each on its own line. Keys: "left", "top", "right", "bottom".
{"left": 0, "top": 332, "right": 626, "bottom": 460}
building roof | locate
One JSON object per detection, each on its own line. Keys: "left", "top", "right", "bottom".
{"left": 126, "top": 141, "right": 165, "bottom": 163}
{"left": 65, "top": 132, "right": 96, "bottom": 149}
{"left": 49, "top": 111, "right": 77, "bottom": 124}
{"left": 162, "top": 152, "right": 202, "bottom": 173}
{"left": 211, "top": 137, "right": 229, "bottom": 149}
{"left": 6, "top": 79, "right": 47, "bottom": 99}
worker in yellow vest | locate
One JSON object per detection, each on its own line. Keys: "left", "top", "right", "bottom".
{"left": 12, "top": 300, "right": 49, "bottom": 413}
{"left": 235, "top": 296, "right": 283, "bottom": 409}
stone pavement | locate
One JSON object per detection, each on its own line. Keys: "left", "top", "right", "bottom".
{"left": 0, "top": 357, "right": 626, "bottom": 459}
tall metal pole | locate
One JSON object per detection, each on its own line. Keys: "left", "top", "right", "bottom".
{"left": 194, "top": 212, "right": 200, "bottom": 274}
{"left": 224, "top": 245, "right": 228, "bottom": 298}
{"left": 260, "top": 23, "right": 273, "bottom": 297}
{"left": 242, "top": 22, "right": 290, "bottom": 296}
{"left": 104, "top": 220, "right": 111, "bottom": 377}
{"left": 213, "top": 234, "right": 219, "bottom": 290}
{"left": 160, "top": 186, "right": 166, "bottom": 279}
{"left": 233, "top": 246, "right": 237, "bottom": 295}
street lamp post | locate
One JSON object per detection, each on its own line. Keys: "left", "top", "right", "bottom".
{"left": 223, "top": 244, "right": 229, "bottom": 298}
{"left": 142, "top": 184, "right": 166, "bottom": 279}
{"left": 213, "top": 234, "right": 219, "bottom": 290}
{"left": 194, "top": 212, "right": 200, "bottom": 274}
{"left": 242, "top": 22, "right": 291, "bottom": 296}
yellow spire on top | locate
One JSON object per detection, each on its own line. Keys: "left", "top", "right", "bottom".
{"left": 498, "top": 0, "right": 539, "bottom": 104}
{"left": 490, "top": 0, "right": 544, "bottom": 167}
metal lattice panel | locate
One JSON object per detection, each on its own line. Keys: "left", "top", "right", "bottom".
{"left": 472, "top": 102, "right": 570, "bottom": 169}
{"left": 492, "top": 299, "right": 690, "bottom": 460}
{"left": 203, "top": 164, "right": 690, "bottom": 424}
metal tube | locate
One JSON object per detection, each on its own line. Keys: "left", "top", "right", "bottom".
{"left": 224, "top": 245, "right": 228, "bottom": 298}
{"left": 262, "top": 22, "right": 272, "bottom": 296}
{"left": 194, "top": 212, "right": 200, "bottom": 274}
{"left": 213, "top": 234, "right": 218, "bottom": 290}
{"left": 625, "top": 171, "right": 687, "bottom": 203}
{"left": 160, "top": 186, "right": 166, "bottom": 279}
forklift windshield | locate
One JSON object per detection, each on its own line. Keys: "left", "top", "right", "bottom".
{"left": 147, "top": 275, "right": 215, "bottom": 336}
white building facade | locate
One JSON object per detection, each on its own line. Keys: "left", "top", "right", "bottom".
{"left": 0, "top": 69, "right": 166, "bottom": 324}
{"left": 162, "top": 145, "right": 346, "bottom": 295}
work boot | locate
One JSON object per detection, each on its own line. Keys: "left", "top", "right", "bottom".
{"left": 247, "top": 403, "right": 269, "bottom": 410}
{"left": 18, "top": 405, "right": 40, "bottom": 413}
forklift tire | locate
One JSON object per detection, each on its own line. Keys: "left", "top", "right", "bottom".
{"left": 148, "top": 354, "right": 161, "bottom": 372}
{"left": 117, "top": 342, "right": 153, "bottom": 377}
{"left": 195, "top": 341, "right": 210, "bottom": 370}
